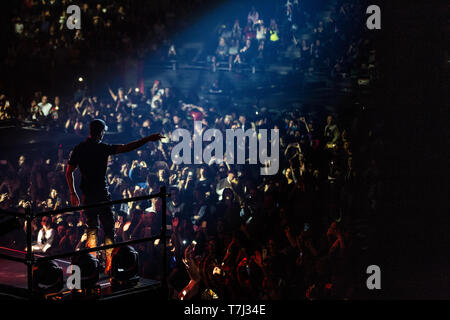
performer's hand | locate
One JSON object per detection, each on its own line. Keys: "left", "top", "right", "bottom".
{"left": 70, "top": 193, "right": 80, "bottom": 207}
{"left": 148, "top": 133, "right": 165, "bottom": 142}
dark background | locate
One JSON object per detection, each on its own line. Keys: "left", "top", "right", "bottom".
{"left": 373, "top": 1, "right": 449, "bottom": 299}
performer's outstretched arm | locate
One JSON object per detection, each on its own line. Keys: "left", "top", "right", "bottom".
{"left": 115, "top": 133, "right": 165, "bottom": 154}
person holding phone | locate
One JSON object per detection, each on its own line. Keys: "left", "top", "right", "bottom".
{"left": 66, "top": 119, "right": 164, "bottom": 274}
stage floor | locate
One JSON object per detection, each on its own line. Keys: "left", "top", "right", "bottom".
{"left": 0, "top": 247, "right": 160, "bottom": 300}
{"left": 0, "top": 246, "right": 73, "bottom": 289}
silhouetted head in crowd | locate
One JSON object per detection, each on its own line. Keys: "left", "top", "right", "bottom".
{"left": 89, "top": 119, "right": 107, "bottom": 142}
{"left": 327, "top": 115, "right": 334, "bottom": 126}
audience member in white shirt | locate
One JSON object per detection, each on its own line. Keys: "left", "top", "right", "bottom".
{"left": 32, "top": 216, "right": 55, "bottom": 253}
{"left": 38, "top": 96, "right": 52, "bottom": 117}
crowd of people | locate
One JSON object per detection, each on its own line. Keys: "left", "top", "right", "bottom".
{"left": 2, "top": 0, "right": 214, "bottom": 100}
{"left": 206, "top": 0, "right": 376, "bottom": 81}
{"left": 0, "top": 0, "right": 382, "bottom": 300}
{"left": 0, "top": 0, "right": 376, "bottom": 121}
{"left": 0, "top": 86, "right": 382, "bottom": 299}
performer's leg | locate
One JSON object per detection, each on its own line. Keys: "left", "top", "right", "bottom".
{"left": 83, "top": 195, "right": 99, "bottom": 259}
{"left": 100, "top": 206, "right": 115, "bottom": 274}
{"left": 85, "top": 216, "right": 99, "bottom": 259}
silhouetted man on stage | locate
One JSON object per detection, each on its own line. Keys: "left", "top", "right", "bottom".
{"left": 66, "top": 119, "right": 164, "bottom": 274}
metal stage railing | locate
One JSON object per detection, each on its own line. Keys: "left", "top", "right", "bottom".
{"left": 0, "top": 186, "right": 169, "bottom": 299}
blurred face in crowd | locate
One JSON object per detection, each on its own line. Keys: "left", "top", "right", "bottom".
{"left": 57, "top": 225, "right": 65, "bottom": 237}
{"left": 54, "top": 96, "right": 60, "bottom": 106}
{"left": 41, "top": 217, "right": 51, "bottom": 228}
{"left": 199, "top": 167, "right": 206, "bottom": 177}
{"left": 341, "top": 129, "right": 347, "bottom": 140}
{"left": 139, "top": 161, "right": 147, "bottom": 168}
{"left": 327, "top": 115, "right": 333, "bottom": 125}
{"left": 158, "top": 169, "right": 165, "bottom": 180}
{"left": 343, "top": 141, "right": 350, "bottom": 152}
{"left": 152, "top": 198, "right": 162, "bottom": 212}
{"left": 41, "top": 96, "right": 48, "bottom": 104}
{"left": 18, "top": 155, "right": 25, "bottom": 166}
{"left": 285, "top": 168, "right": 293, "bottom": 181}
{"left": 133, "top": 185, "right": 142, "bottom": 196}
{"left": 50, "top": 188, "right": 58, "bottom": 199}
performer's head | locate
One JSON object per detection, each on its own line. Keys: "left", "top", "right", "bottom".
{"left": 90, "top": 119, "right": 108, "bottom": 142}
